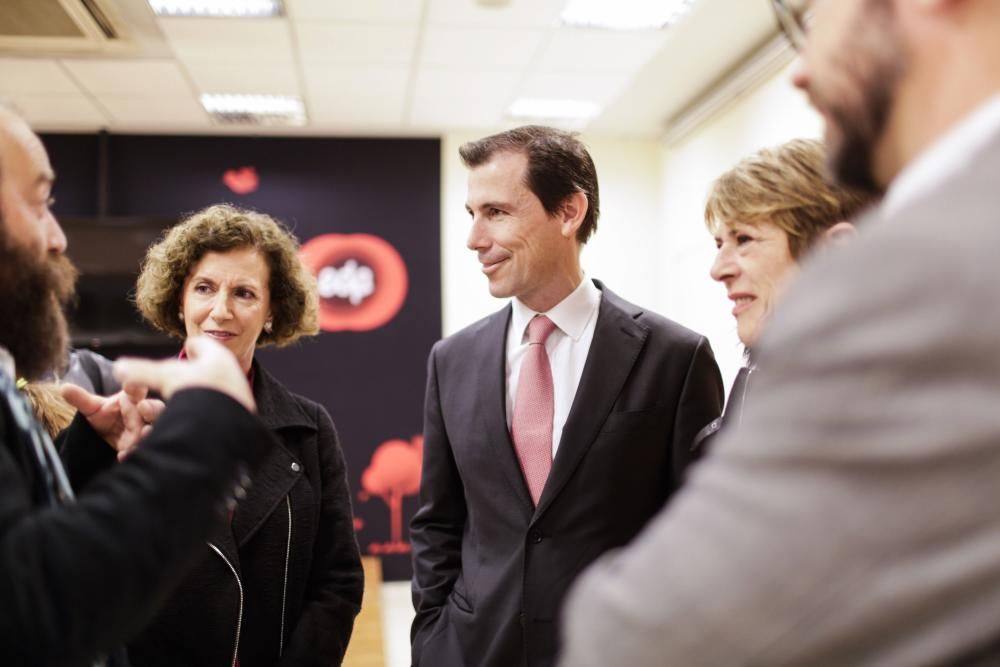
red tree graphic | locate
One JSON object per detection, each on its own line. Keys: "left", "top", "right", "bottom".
{"left": 358, "top": 435, "right": 423, "bottom": 554}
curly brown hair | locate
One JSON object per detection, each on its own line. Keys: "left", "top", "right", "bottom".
{"left": 135, "top": 204, "right": 319, "bottom": 348}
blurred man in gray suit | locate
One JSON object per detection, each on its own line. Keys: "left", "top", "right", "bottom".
{"left": 559, "top": 0, "right": 1000, "bottom": 665}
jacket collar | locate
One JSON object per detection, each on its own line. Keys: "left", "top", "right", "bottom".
{"left": 251, "top": 359, "right": 316, "bottom": 433}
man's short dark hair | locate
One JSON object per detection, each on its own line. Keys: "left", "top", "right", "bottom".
{"left": 459, "top": 125, "right": 600, "bottom": 244}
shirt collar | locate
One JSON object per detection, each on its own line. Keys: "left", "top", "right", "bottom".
{"left": 511, "top": 276, "right": 601, "bottom": 344}
{"left": 0, "top": 346, "right": 14, "bottom": 379}
{"left": 883, "top": 94, "right": 1000, "bottom": 218}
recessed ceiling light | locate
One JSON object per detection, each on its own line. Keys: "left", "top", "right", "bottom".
{"left": 148, "top": 0, "right": 284, "bottom": 18}
{"left": 201, "top": 94, "right": 305, "bottom": 126}
{"left": 508, "top": 98, "right": 601, "bottom": 122}
{"left": 561, "top": 0, "right": 697, "bottom": 31}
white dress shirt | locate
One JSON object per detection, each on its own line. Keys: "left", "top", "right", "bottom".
{"left": 884, "top": 93, "right": 1000, "bottom": 218}
{"left": 505, "top": 277, "right": 602, "bottom": 458}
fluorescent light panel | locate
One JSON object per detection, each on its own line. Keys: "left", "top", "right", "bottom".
{"left": 201, "top": 94, "right": 305, "bottom": 125}
{"left": 508, "top": 98, "right": 601, "bottom": 121}
{"left": 148, "top": 0, "right": 283, "bottom": 17}
{"left": 561, "top": 0, "right": 697, "bottom": 30}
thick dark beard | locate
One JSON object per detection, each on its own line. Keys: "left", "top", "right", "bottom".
{"left": 0, "top": 228, "right": 78, "bottom": 380}
{"left": 825, "top": 0, "right": 902, "bottom": 196}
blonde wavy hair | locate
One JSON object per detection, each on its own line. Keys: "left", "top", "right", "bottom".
{"left": 22, "top": 382, "right": 75, "bottom": 439}
{"left": 705, "top": 139, "right": 876, "bottom": 259}
{"left": 135, "top": 204, "right": 319, "bottom": 347}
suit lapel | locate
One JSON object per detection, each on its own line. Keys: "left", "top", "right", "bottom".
{"left": 533, "top": 284, "right": 648, "bottom": 520}
{"left": 478, "top": 305, "right": 535, "bottom": 512}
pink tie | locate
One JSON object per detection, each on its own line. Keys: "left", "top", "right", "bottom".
{"left": 512, "top": 315, "right": 557, "bottom": 506}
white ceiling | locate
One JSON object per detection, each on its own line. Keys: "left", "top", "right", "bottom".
{"left": 0, "top": 0, "right": 780, "bottom": 137}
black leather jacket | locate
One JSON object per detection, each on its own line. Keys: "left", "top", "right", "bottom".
{"left": 62, "top": 360, "right": 364, "bottom": 667}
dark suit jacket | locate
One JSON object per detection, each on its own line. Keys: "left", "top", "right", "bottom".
{"left": 410, "top": 280, "right": 723, "bottom": 667}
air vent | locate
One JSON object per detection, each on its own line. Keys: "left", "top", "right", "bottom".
{"left": 80, "top": 0, "right": 117, "bottom": 39}
{"left": 0, "top": 0, "right": 121, "bottom": 53}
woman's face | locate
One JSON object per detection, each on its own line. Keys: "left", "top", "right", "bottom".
{"left": 181, "top": 247, "right": 271, "bottom": 373}
{"left": 711, "top": 219, "right": 799, "bottom": 348}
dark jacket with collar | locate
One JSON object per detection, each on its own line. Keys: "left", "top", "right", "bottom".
{"left": 2, "top": 362, "right": 274, "bottom": 666}
{"left": 63, "top": 360, "right": 364, "bottom": 667}
{"left": 410, "top": 281, "right": 724, "bottom": 667}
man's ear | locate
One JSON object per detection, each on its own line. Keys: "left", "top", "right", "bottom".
{"left": 558, "top": 191, "right": 588, "bottom": 240}
{"left": 821, "top": 221, "right": 857, "bottom": 248}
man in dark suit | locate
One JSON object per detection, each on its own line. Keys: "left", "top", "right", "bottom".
{"left": 559, "top": 1, "right": 1000, "bottom": 665}
{"left": 410, "top": 125, "right": 724, "bottom": 667}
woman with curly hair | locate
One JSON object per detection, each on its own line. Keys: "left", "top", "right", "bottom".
{"left": 65, "top": 203, "right": 363, "bottom": 666}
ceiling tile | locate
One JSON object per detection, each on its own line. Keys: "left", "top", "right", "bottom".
{"left": 515, "top": 69, "right": 630, "bottom": 106}
{"left": 535, "top": 28, "right": 668, "bottom": 72}
{"left": 295, "top": 23, "right": 417, "bottom": 65}
{"left": 0, "top": 58, "right": 80, "bottom": 95}
{"left": 427, "top": 0, "right": 565, "bottom": 28}
{"left": 409, "top": 94, "right": 507, "bottom": 130}
{"left": 100, "top": 95, "right": 207, "bottom": 125}
{"left": 160, "top": 17, "right": 293, "bottom": 63}
{"left": 310, "top": 94, "right": 405, "bottom": 126}
{"left": 11, "top": 94, "right": 107, "bottom": 128}
{"left": 302, "top": 65, "right": 409, "bottom": 99}
{"left": 287, "top": 0, "right": 423, "bottom": 23}
{"left": 421, "top": 27, "right": 545, "bottom": 69}
{"left": 62, "top": 59, "right": 193, "bottom": 96}
{"left": 413, "top": 68, "right": 522, "bottom": 102}
{"left": 185, "top": 61, "right": 300, "bottom": 96}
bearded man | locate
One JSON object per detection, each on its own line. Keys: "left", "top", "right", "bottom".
{"left": 560, "top": 0, "right": 1000, "bottom": 665}
{"left": 0, "top": 103, "right": 278, "bottom": 666}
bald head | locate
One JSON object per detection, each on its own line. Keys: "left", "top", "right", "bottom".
{"left": 0, "top": 103, "right": 63, "bottom": 257}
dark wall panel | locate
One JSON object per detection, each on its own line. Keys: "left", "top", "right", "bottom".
{"left": 43, "top": 132, "right": 441, "bottom": 580}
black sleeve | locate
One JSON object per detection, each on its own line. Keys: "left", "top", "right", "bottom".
{"left": 0, "top": 388, "right": 276, "bottom": 667}
{"left": 671, "top": 336, "right": 725, "bottom": 478}
{"left": 56, "top": 411, "right": 118, "bottom": 491}
{"left": 409, "top": 344, "right": 466, "bottom": 665}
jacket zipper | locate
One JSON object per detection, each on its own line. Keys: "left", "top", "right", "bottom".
{"left": 209, "top": 543, "right": 244, "bottom": 667}
{"left": 279, "top": 494, "right": 292, "bottom": 656}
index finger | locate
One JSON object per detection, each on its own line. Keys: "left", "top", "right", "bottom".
{"left": 113, "top": 358, "right": 179, "bottom": 399}
{"left": 122, "top": 379, "right": 149, "bottom": 404}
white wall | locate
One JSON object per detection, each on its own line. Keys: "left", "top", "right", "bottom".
{"left": 657, "top": 62, "right": 823, "bottom": 390}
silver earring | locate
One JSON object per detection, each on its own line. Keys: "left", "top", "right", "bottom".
{"left": 264, "top": 320, "right": 273, "bottom": 334}
{"left": 178, "top": 312, "right": 184, "bottom": 321}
